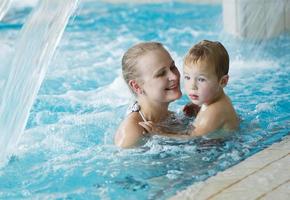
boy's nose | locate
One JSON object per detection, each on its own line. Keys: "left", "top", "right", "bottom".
{"left": 191, "top": 80, "right": 198, "bottom": 90}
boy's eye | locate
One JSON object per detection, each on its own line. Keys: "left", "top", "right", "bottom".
{"left": 198, "top": 77, "right": 206, "bottom": 82}
{"left": 184, "top": 75, "right": 190, "bottom": 80}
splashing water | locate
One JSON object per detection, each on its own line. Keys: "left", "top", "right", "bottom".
{"left": 0, "top": 0, "right": 79, "bottom": 166}
{"left": 0, "top": 1, "right": 289, "bottom": 199}
{"left": 223, "top": 0, "right": 290, "bottom": 40}
{"left": 0, "top": 0, "right": 11, "bottom": 21}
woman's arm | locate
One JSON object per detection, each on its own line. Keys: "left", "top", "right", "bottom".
{"left": 138, "top": 121, "right": 196, "bottom": 139}
{"left": 138, "top": 109, "right": 225, "bottom": 139}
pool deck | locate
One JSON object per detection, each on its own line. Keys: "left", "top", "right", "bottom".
{"left": 170, "top": 135, "right": 290, "bottom": 200}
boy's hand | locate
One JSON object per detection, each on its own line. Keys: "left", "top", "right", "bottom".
{"left": 183, "top": 102, "right": 200, "bottom": 117}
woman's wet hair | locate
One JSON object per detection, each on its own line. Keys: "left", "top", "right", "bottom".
{"left": 122, "top": 42, "right": 166, "bottom": 94}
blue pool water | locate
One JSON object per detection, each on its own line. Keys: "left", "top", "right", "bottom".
{"left": 0, "top": 1, "right": 290, "bottom": 199}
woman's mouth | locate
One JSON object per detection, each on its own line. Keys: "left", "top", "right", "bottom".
{"left": 166, "top": 84, "right": 179, "bottom": 90}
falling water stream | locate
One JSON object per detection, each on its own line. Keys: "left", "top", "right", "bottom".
{"left": 0, "top": 0, "right": 11, "bottom": 21}
{"left": 0, "top": 0, "right": 79, "bottom": 166}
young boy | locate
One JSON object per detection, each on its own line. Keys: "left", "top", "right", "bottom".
{"left": 139, "top": 40, "right": 239, "bottom": 138}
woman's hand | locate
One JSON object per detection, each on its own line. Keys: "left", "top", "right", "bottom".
{"left": 138, "top": 121, "right": 182, "bottom": 137}
{"left": 138, "top": 121, "right": 160, "bottom": 134}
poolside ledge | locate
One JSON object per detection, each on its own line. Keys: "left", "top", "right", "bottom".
{"left": 169, "top": 135, "right": 290, "bottom": 200}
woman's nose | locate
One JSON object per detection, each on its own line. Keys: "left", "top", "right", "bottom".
{"left": 168, "top": 69, "right": 180, "bottom": 81}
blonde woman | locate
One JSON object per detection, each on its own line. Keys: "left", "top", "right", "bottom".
{"left": 114, "top": 42, "right": 182, "bottom": 148}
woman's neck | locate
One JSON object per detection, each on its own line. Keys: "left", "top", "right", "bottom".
{"left": 137, "top": 98, "right": 170, "bottom": 122}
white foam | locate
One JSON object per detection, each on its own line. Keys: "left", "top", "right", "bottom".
{"left": 10, "top": 0, "right": 39, "bottom": 8}
{"left": 59, "top": 75, "right": 132, "bottom": 108}
{"left": 255, "top": 102, "right": 273, "bottom": 112}
{"left": 229, "top": 59, "right": 278, "bottom": 76}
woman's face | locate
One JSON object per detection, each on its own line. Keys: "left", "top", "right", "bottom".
{"left": 136, "top": 48, "right": 182, "bottom": 103}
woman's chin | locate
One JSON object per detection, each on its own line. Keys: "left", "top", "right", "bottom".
{"left": 162, "top": 88, "right": 182, "bottom": 102}
{"left": 176, "top": 91, "right": 182, "bottom": 99}
{"left": 169, "top": 91, "right": 182, "bottom": 101}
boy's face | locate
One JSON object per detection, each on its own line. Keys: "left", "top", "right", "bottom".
{"left": 183, "top": 59, "right": 223, "bottom": 106}
{"left": 136, "top": 49, "right": 182, "bottom": 103}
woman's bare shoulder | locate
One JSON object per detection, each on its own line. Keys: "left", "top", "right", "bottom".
{"left": 115, "top": 112, "right": 146, "bottom": 148}
{"left": 122, "top": 112, "right": 144, "bottom": 128}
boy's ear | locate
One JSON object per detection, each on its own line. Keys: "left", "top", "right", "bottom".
{"left": 220, "top": 75, "right": 229, "bottom": 88}
{"left": 129, "top": 80, "right": 143, "bottom": 95}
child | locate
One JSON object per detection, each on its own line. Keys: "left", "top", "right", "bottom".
{"left": 139, "top": 40, "right": 239, "bottom": 138}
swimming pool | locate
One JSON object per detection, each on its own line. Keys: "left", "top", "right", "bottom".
{"left": 0, "top": 1, "right": 289, "bottom": 199}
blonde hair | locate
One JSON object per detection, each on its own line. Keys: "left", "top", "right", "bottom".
{"left": 122, "top": 41, "right": 166, "bottom": 94}
{"left": 184, "top": 40, "right": 229, "bottom": 79}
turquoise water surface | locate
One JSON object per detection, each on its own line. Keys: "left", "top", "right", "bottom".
{"left": 0, "top": 1, "right": 289, "bottom": 199}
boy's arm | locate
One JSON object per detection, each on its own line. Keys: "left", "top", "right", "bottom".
{"left": 190, "top": 106, "right": 224, "bottom": 136}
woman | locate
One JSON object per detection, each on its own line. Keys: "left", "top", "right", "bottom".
{"left": 114, "top": 42, "right": 182, "bottom": 148}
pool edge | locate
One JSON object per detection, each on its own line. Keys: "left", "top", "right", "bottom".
{"left": 169, "top": 135, "right": 290, "bottom": 200}
{"left": 100, "top": 0, "right": 221, "bottom": 4}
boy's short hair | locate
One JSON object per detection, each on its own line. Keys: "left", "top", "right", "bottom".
{"left": 184, "top": 40, "right": 229, "bottom": 79}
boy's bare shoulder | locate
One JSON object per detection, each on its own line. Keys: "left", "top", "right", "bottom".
{"left": 209, "top": 95, "right": 239, "bottom": 129}
{"left": 197, "top": 96, "right": 234, "bottom": 125}
{"left": 210, "top": 95, "right": 234, "bottom": 113}
{"left": 204, "top": 99, "right": 228, "bottom": 117}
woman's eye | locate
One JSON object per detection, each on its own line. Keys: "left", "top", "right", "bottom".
{"left": 157, "top": 71, "right": 166, "bottom": 77}
{"left": 170, "top": 65, "right": 177, "bottom": 71}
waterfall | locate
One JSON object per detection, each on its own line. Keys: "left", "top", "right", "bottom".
{"left": 0, "top": 0, "right": 79, "bottom": 165}
{"left": 0, "top": 0, "right": 11, "bottom": 21}
{"left": 223, "top": 0, "right": 290, "bottom": 40}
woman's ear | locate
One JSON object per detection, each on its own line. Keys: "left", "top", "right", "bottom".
{"left": 129, "top": 80, "right": 143, "bottom": 95}
{"left": 220, "top": 75, "right": 229, "bottom": 88}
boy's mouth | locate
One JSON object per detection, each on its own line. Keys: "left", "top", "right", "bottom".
{"left": 189, "top": 94, "right": 198, "bottom": 100}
